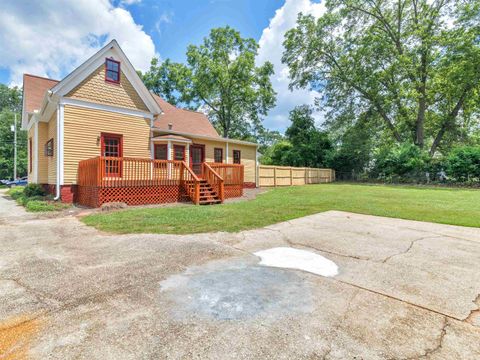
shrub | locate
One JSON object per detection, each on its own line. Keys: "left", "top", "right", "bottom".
{"left": 446, "top": 146, "right": 480, "bottom": 181}
{"left": 7, "top": 186, "right": 25, "bottom": 199}
{"left": 23, "top": 183, "right": 46, "bottom": 198}
{"left": 372, "top": 143, "right": 429, "bottom": 181}
{"left": 25, "top": 200, "right": 68, "bottom": 212}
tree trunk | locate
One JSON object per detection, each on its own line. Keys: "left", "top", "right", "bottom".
{"left": 429, "top": 87, "right": 470, "bottom": 156}
{"left": 415, "top": 96, "right": 426, "bottom": 148}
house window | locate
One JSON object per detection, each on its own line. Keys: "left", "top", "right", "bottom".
{"left": 101, "top": 133, "right": 123, "bottom": 177}
{"left": 45, "top": 138, "right": 54, "bottom": 157}
{"left": 233, "top": 150, "right": 241, "bottom": 164}
{"left": 154, "top": 144, "right": 168, "bottom": 160}
{"left": 29, "top": 138, "right": 32, "bottom": 173}
{"left": 174, "top": 145, "right": 185, "bottom": 161}
{"left": 214, "top": 148, "right": 223, "bottom": 163}
{"left": 105, "top": 58, "right": 120, "bottom": 83}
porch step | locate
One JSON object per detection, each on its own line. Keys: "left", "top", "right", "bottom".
{"left": 184, "top": 179, "right": 222, "bottom": 205}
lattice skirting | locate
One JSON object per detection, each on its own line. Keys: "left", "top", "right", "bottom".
{"left": 224, "top": 185, "right": 243, "bottom": 199}
{"left": 77, "top": 185, "right": 187, "bottom": 208}
{"left": 77, "top": 186, "right": 99, "bottom": 208}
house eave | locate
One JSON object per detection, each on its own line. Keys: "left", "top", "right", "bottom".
{"left": 152, "top": 128, "right": 258, "bottom": 147}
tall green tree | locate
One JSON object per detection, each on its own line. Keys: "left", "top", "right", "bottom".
{"left": 0, "top": 84, "right": 26, "bottom": 179}
{"left": 143, "top": 26, "right": 276, "bottom": 139}
{"left": 283, "top": 0, "right": 480, "bottom": 156}
{"left": 285, "top": 105, "right": 333, "bottom": 167}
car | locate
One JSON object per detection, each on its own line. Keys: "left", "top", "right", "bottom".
{"left": 5, "top": 177, "right": 28, "bottom": 187}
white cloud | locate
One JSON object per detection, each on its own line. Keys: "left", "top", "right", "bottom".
{"left": 257, "top": 0, "right": 326, "bottom": 132}
{"left": 120, "top": 0, "right": 142, "bottom": 5}
{"left": 154, "top": 11, "right": 174, "bottom": 35}
{"left": 0, "top": 0, "right": 156, "bottom": 85}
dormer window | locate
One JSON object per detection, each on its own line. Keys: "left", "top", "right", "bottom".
{"left": 105, "top": 58, "right": 120, "bottom": 84}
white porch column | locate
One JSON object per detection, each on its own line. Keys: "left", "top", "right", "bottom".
{"left": 167, "top": 140, "right": 172, "bottom": 178}
{"left": 226, "top": 141, "right": 229, "bottom": 164}
{"left": 33, "top": 121, "right": 38, "bottom": 183}
{"left": 167, "top": 140, "right": 172, "bottom": 160}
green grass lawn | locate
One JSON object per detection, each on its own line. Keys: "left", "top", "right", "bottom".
{"left": 82, "top": 183, "right": 480, "bottom": 234}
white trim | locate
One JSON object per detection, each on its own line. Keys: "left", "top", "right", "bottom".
{"left": 59, "top": 97, "right": 153, "bottom": 119}
{"left": 226, "top": 142, "right": 229, "bottom": 164}
{"left": 51, "top": 40, "right": 161, "bottom": 115}
{"left": 255, "top": 150, "right": 259, "bottom": 187}
{"left": 152, "top": 136, "right": 192, "bottom": 144}
{"left": 59, "top": 104, "right": 64, "bottom": 185}
{"left": 26, "top": 112, "right": 38, "bottom": 131}
{"left": 152, "top": 129, "right": 257, "bottom": 146}
{"left": 33, "top": 121, "right": 39, "bottom": 183}
{"left": 54, "top": 104, "right": 64, "bottom": 200}
{"left": 167, "top": 141, "right": 172, "bottom": 160}
{"left": 150, "top": 130, "right": 154, "bottom": 159}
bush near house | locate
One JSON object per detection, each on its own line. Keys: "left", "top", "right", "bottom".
{"left": 7, "top": 186, "right": 69, "bottom": 212}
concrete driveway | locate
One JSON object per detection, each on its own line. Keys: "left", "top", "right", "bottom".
{"left": 1, "top": 190, "right": 479, "bottom": 359}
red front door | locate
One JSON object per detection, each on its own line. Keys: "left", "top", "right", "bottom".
{"left": 190, "top": 145, "right": 204, "bottom": 176}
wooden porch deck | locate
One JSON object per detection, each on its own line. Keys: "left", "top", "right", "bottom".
{"left": 76, "top": 157, "right": 244, "bottom": 207}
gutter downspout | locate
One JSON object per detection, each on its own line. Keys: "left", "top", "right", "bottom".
{"left": 54, "top": 104, "right": 61, "bottom": 200}
{"left": 54, "top": 101, "right": 64, "bottom": 200}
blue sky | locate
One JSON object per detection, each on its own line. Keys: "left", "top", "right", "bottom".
{"left": 121, "top": 0, "right": 283, "bottom": 63}
{"left": 0, "top": 0, "right": 324, "bottom": 132}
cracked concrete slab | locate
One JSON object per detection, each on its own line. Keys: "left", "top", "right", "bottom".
{"left": 1, "top": 190, "right": 479, "bottom": 359}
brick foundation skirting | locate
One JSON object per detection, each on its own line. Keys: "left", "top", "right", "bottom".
{"left": 42, "top": 184, "right": 77, "bottom": 204}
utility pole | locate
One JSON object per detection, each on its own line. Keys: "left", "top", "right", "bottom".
{"left": 12, "top": 113, "right": 17, "bottom": 180}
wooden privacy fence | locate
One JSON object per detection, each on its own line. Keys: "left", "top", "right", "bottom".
{"left": 258, "top": 165, "right": 335, "bottom": 187}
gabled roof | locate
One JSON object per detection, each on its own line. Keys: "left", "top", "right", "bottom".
{"left": 22, "top": 39, "right": 161, "bottom": 129}
{"left": 152, "top": 94, "right": 220, "bottom": 138}
{"left": 51, "top": 40, "right": 161, "bottom": 115}
{"left": 22, "top": 74, "right": 59, "bottom": 120}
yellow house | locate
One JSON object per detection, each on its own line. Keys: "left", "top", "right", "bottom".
{"left": 22, "top": 40, "right": 257, "bottom": 207}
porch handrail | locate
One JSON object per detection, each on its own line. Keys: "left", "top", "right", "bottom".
{"left": 208, "top": 163, "right": 244, "bottom": 186}
{"left": 203, "top": 162, "right": 225, "bottom": 202}
{"left": 181, "top": 161, "right": 201, "bottom": 205}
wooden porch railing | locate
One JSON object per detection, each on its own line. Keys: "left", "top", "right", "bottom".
{"left": 182, "top": 161, "right": 201, "bottom": 205}
{"left": 208, "top": 163, "right": 244, "bottom": 186}
{"left": 203, "top": 163, "right": 224, "bottom": 202}
{"left": 77, "top": 157, "right": 245, "bottom": 205}
{"left": 77, "top": 156, "right": 202, "bottom": 204}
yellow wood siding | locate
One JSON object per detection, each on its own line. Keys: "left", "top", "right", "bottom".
{"left": 63, "top": 104, "right": 151, "bottom": 184}
{"left": 66, "top": 64, "right": 149, "bottom": 112}
{"left": 228, "top": 143, "right": 257, "bottom": 183}
{"left": 37, "top": 122, "right": 49, "bottom": 183}
{"left": 188, "top": 138, "right": 257, "bottom": 184}
{"left": 47, "top": 113, "right": 57, "bottom": 184}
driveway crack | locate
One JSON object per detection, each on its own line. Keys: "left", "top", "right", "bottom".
{"left": 382, "top": 235, "right": 442, "bottom": 264}
{"left": 263, "top": 227, "right": 370, "bottom": 261}
{"left": 403, "top": 317, "right": 449, "bottom": 360}
{"left": 464, "top": 293, "right": 480, "bottom": 326}
{"left": 1, "top": 277, "right": 60, "bottom": 306}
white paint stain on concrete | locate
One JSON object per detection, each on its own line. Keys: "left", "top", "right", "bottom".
{"left": 254, "top": 247, "right": 339, "bottom": 277}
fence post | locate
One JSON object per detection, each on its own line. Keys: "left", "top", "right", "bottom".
{"left": 290, "top": 167, "right": 293, "bottom": 186}
{"left": 273, "top": 167, "right": 277, "bottom": 187}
